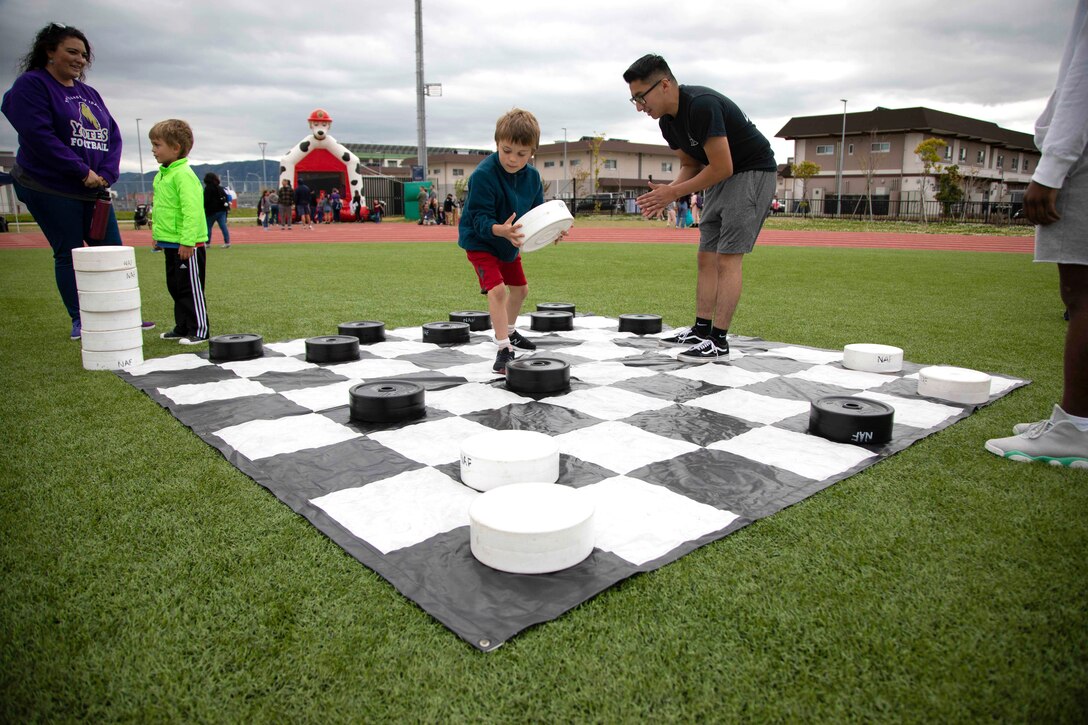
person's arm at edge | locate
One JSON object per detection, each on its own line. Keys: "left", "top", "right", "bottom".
{"left": 1025, "top": 7, "right": 1088, "bottom": 225}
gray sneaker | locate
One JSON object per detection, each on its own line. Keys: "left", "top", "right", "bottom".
{"left": 985, "top": 405, "right": 1088, "bottom": 468}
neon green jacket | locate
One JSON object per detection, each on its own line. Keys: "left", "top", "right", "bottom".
{"left": 151, "top": 158, "right": 207, "bottom": 247}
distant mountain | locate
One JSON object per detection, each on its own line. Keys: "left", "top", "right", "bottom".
{"left": 116, "top": 159, "right": 280, "bottom": 200}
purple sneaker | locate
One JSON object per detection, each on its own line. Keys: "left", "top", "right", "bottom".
{"left": 70, "top": 319, "right": 82, "bottom": 340}
{"left": 141, "top": 321, "right": 156, "bottom": 330}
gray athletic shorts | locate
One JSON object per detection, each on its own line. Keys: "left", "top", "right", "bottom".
{"left": 1035, "top": 152, "right": 1088, "bottom": 266}
{"left": 698, "top": 170, "right": 776, "bottom": 254}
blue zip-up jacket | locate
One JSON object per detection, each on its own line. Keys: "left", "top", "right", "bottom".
{"left": 457, "top": 152, "right": 545, "bottom": 263}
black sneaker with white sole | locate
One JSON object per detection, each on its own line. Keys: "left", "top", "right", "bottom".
{"left": 493, "top": 346, "right": 515, "bottom": 374}
{"left": 508, "top": 329, "right": 536, "bottom": 351}
{"left": 160, "top": 329, "right": 185, "bottom": 340}
{"left": 677, "top": 336, "right": 729, "bottom": 363}
{"left": 660, "top": 326, "right": 706, "bottom": 346}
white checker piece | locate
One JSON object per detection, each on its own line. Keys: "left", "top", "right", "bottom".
{"left": 367, "top": 416, "right": 495, "bottom": 466}
{"left": 216, "top": 412, "right": 362, "bottom": 460}
{"left": 281, "top": 379, "right": 362, "bottom": 412}
{"left": 581, "top": 476, "right": 739, "bottom": 566}
{"left": 555, "top": 421, "right": 700, "bottom": 475}
{"left": 710, "top": 426, "right": 876, "bottom": 481}
{"left": 903, "top": 372, "right": 1024, "bottom": 398}
{"left": 427, "top": 383, "right": 533, "bottom": 415}
{"left": 667, "top": 364, "right": 777, "bottom": 388}
{"left": 570, "top": 361, "right": 659, "bottom": 386}
{"left": 685, "top": 388, "right": 811, "bottom": 425}
{"left": 157, "top": 378, "right": 276, "bottom": 406}
{"left": 311, "top": 467, "right": 477, "bottom": 554}
{"left": 852, "top": 391, "right": 962, "bottom": 429}
{"left": 786, "top": 364, "right": 900, "bottom": 390}
{"left": 126, "top": 353, "right": 212, "bottom": 376}
{"left": 220, "top": 356, "right": 316, "bottom": 377}
{"left": 545, "top": 385, "right": 674, "bottom": 421}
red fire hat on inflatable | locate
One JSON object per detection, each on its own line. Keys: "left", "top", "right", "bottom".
{"left": 308, "top": 109, "right": 332, "bottom": 123}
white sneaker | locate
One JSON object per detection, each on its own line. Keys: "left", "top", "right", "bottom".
{"left": 985, "top": 405, "right": 1088, "bottom": 468}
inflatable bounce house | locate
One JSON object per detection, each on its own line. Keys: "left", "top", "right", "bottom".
{"left": 280, "top": 109, "right": 366, "bottom": 220}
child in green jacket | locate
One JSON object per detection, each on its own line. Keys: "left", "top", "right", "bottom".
{"left": 149, "top": 119, "right": 210, "bottom": 344}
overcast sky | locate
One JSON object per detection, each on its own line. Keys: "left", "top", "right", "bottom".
{"left": 0, "top": 0, "right": 1074, "bottom": 175}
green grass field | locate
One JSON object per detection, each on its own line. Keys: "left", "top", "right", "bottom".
{"left": 5, "top": 209, "right": 1036, "bottom": 237}
{"left": 1, "top": 241, "right": 1084, "bottom": 722}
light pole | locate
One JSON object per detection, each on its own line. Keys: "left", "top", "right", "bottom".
{"left": 835, "top": 99, "right": 847, "bottom": 216}
{"left": 258, "top": 142, "right": 267, "bottom": 191}
{"left": 562, "top": 127, "right": 568, "bottom": 200}
{"left": 414, "top": 0, "right": 427, "bottom": 180}
{"left": 135, "top": 117, "right": 146, "bottom": 200}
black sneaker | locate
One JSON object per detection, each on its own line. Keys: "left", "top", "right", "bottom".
{"left": 660, "top": 326, "right": 706, "bottom": 346}
{"left": 160, "top": 330, "right": 184, "bottom": 340}
{"left": 508, "top": 329, "right": 536, "bottom": 351}
{"left": 493, "top": 346, "right": 515, "bottom": 374}
{"left": 677, "top": 336, "right": 729, "bottom": 363}
{"left": 178, "top": 336, "right": 209, "bottom": 345}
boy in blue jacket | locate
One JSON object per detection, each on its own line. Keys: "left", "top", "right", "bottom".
{"left": 458, "top": 108, "right": 565, "bottom": 374}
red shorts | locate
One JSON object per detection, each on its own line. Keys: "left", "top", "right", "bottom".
{"left": 466, "top": 251, "right": 527, "bottom": 292}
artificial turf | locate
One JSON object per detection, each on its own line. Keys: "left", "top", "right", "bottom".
{"left": 0, "top": 241, "right": 1084, "bottom": 722}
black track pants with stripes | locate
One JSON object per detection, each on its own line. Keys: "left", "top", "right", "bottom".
{"left": 163, "top": 246, "right": 209, "bottom": 338}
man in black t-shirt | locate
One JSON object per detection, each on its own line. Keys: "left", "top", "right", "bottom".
{"left": 624, "top": 54, "right": 777, "bottom": 362}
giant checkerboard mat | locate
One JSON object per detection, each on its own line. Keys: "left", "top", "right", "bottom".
{"left": 117, "top": 315, "right": 1027, "bottom": 651}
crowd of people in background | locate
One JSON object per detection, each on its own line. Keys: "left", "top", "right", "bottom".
{"left": 252, "top": 181, "right": 386, "bottom": 229}
{"left": 657, "top": 192, "right": 702, "bottom": 228}
{"left": 416, "top": 184, "right": 459, "bottom": 225}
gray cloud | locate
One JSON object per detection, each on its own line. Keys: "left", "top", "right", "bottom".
{"left": 0, "top": 0, "right": 1071, "bottom": 173}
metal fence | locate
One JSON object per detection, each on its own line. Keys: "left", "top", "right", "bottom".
{"left": 3, "top": 177, "right": 1031, "bottom": 229}
{"left": 777, "top": 195, "right": 1030, "bottom": 226}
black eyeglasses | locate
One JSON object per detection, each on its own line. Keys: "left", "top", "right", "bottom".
{"left": 629, "top": 77, "right": 664, "bottom": 106}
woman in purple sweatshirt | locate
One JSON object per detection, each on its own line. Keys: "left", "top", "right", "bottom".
{"left": 2, "top": 23, "right": 148, "bottom": 340}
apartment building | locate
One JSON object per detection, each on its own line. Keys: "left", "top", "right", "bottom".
{"left": 343, "top": 138, "right": 678, "bottom": 203}
{"left": 775, "top": 106, "right": 1038, "bottom": 209}
{"left": 532, "top": 137, "right": 677, "bottom": 200}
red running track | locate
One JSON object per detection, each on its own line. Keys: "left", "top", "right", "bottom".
{"left": 0, "top": 222, "right": 1034, "bottom": 253}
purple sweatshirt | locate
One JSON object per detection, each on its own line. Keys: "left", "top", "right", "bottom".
{"left": 1, "top": 68, "right": 122, "bottom": 197}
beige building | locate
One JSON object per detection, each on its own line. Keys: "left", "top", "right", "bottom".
{"left": 533, "top": 137, "right": 678, "bottom": 201}
{"left": 776, "top": 107, "right": 1038, "bottom": 213}
{"left": 345, "top": 138, "right": 678, "bottom": 204}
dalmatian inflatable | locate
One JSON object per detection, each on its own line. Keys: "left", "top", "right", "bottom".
{"left": 279, "top": 108, "right": 365, "bottom": 198}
